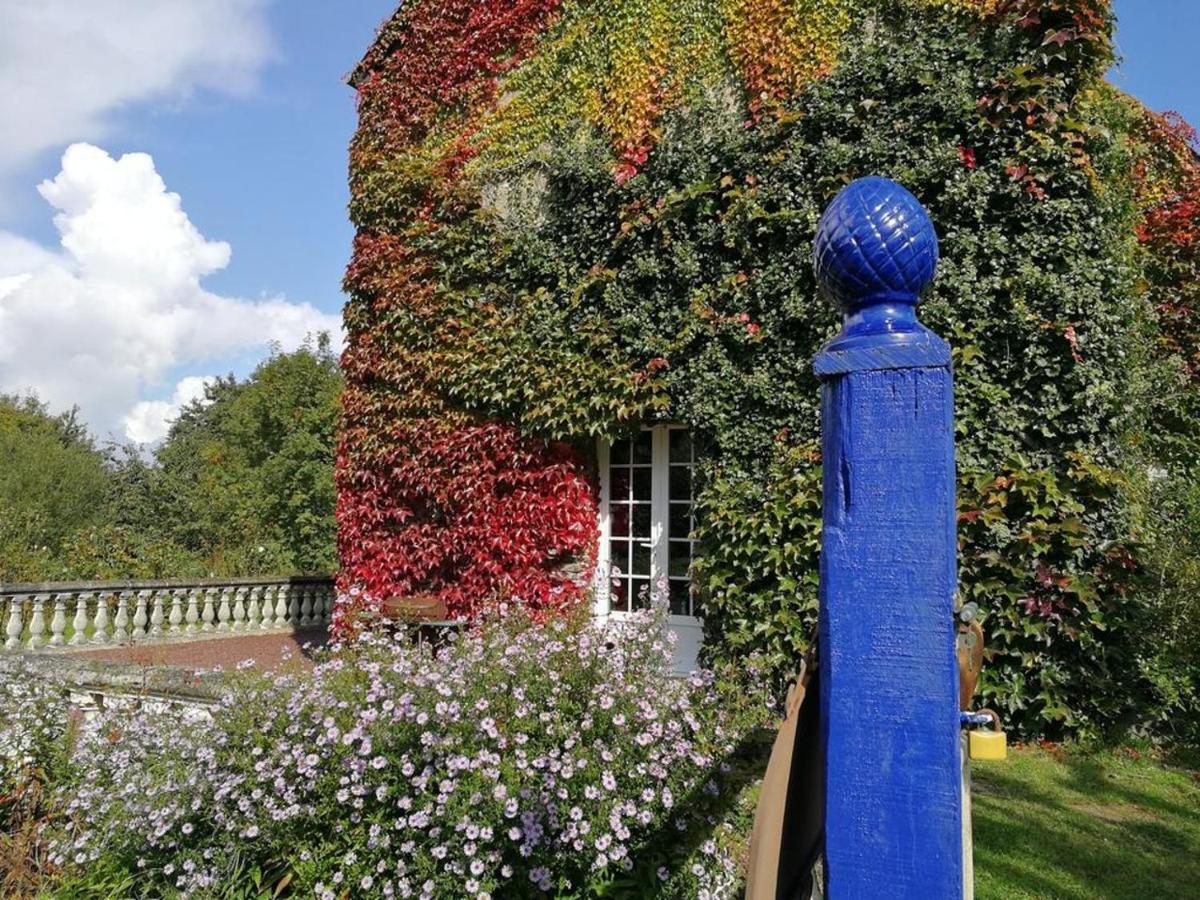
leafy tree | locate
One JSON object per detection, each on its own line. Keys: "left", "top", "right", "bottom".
{"left": 149, "top": 335, "right": 342, "bottom": 575}
{"left": 0, "top": 396, "right": 112, "bottom": 581}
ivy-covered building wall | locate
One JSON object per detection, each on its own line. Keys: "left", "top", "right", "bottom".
{"left": 338, "top": 0, "right": 1200, "bottom": 739}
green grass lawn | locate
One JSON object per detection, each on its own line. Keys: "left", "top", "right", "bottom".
{"left": 972, "top": 744, "right": 1200, "bottom": 899}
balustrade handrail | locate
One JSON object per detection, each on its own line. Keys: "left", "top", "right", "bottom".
{"left": 1, "top": 575, "right": 337, "bottom": 652}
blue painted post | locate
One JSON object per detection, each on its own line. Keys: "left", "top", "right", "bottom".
{"left": 811, "top": 177, "right": 963, "bottom": 898}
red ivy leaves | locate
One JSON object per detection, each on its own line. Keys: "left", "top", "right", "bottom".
{"left": 1132, "top": 110, "right": 1200, "bottom": 377}
{"left": 335, "top": 419, "right": 597, "bottom": 633}
{"left": 354, "top": 0, "right": 562, "bottom": 148}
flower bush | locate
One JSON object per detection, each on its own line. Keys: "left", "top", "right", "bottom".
{"left": 1, "top": 676, "right": 73, "bottom": 810}
{"left": 1, "top": 671, "right": 77, "bottom": 896}
{"left": 39, "top": 605, "right": 771, "bottom": 898}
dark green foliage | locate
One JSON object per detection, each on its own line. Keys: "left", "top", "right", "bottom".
{"left": 1127, "top": 471, "right": 1200, "bottom": 749}
{"left": 0, "top": 396, "right": 113, "bottom": 581}
{"left": 140, "top": 335, "right": 343, "bottom": 576}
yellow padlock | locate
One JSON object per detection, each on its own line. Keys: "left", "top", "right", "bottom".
{"left": 968, "top": 709, "right": 1007, "bottom": 761}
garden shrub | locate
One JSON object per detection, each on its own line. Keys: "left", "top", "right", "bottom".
{"left": 339, "top": 0, "right": 1200, "bottom": 741}
{"left": 1, "top": 673, "right": 76, "bottom": 897}
{"left": 42, "top": 605, "right": 771, "bottom": 898}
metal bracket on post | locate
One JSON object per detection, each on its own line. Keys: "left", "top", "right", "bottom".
{"left": 812, "top": 177, "right": 964, "bottom": 898}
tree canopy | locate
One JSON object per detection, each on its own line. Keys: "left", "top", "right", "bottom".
{"left": 0, "top": 337, "right": 341, "bottom": 583}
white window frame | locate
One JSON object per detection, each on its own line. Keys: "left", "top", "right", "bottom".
{"left": 594, "top": 425, "right": 703, "bottom": 672}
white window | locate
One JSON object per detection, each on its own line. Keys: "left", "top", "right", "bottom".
{"left": 594, "top": 426, "right": 703, "bottom": 671}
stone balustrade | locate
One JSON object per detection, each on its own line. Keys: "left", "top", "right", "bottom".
{"left": 1, "top": 576, "right": 334, "bottom": 651}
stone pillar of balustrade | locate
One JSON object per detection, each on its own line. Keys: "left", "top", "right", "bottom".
{"left": 113, "top": 591, "right": 132, "bottom": 643}
{"left": 247, "top": 585, "right": 264, "bottom": 630}
{"left": 232, "top": 587, "right": 248, "bottom": 630}
{"left": 28, "top": 594, "right": 49, "bottom": 649}
{"left": 149, "top": 590, "right": 165, "bottom": 639}
{"left": 202, "top": 587, "right": 218, "bottom": 632}
{"left": 70, "top": 591, "right": 91, "bottom": 646}
{"left": 275, "top": 585, "right": 289, "bottom": 629}
{"left": 48, "top": 593, "right": 68, "bottom": 646}
{"left": 185, "top": 588, "right": 201, "bottom": 634}
{"left": 4, "top": 594, "right": 26, "bottom": 650}
{"left": 286, "top": 585, "right": 298, "bottom": 629}
{"left": 92, "top": 593, "right": 110, "bottom": 645}
{"left": 133, "top": 590, "right": 150, "bottom": 641}
{"left": 169, "top": 589, "right": 185, "bottom": 636}
{"left": 299, "top": 585, "right": 313, "bottom": 628}
{"left": 216, "top": 587, "right": 233, "bottom": 632}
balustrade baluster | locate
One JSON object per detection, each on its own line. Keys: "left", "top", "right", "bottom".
{"left": 149, "top": 590, "right": 165, "bottom": 639}
{"left": 323, "top": 586, "right": 334, "bottom": 625}
{"left": 48, "top": 593, "right": 68, "bottom": 646}
{"left": 275, "top": 585, "right": 290, "bottom": 629}
{"left": 185, "top": 588, "right": 201, "bottom": 634}
{"left": 69, "top": 591, "right": 91, "bottom": 645}
{"left": 92, "top": 593, "right": 110, "bottom": 645}
{"left": 247, "top": 586, "right": 264, "bottom": 630}
{"left": 202, "top": 588, "right": 217, "bottom": 632}
{"left": 112, "top": 591, "right": 131, "bottom": 643}
{"left": 232, "top": 587, "right": 247, "bottom": 630}
{"left": 132, "top": 590, "right": 150, "bottom": 641}
{"left": 300, "top": 585, "right": 315, "bottom": 628}
{"left": 216, "top": 587, "right": 232, "bottom": 632}
{"left": 27, "top": 594, "right": 49, "bottom": 649}
{"left": 288, "top": 585, "right": 302, "bottom": 630}
{"left": 169, "top": 589, "right": 185, "bottom": 636}
{"left": 259, "top": 585, "right": 276, "bottom": 628}
{"left": 4, "top": 595, "right": 26, "bottom": 650}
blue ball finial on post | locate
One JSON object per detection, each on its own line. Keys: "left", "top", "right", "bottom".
{"left": 813, "top": 175, "right": 939, "bottom": 310}
{"left": 812, "top": 177, "right": 949, "bottom": 375}
{"left": 812, "top": 178, "right": 964, "bottom": 898}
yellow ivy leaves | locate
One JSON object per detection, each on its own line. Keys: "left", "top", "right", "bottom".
{"left": 721, "top": 0, "right": 850, "bottom": 113}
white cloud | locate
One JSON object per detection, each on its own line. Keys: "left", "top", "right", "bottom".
{"left": 123, "top": 375, "right": 215, "bottom": 446}
{"left": 0, "top": 143, "right": 342, "bottom": 442}
{"left": 0, "top": 0, "right": 274, "bottom": 181}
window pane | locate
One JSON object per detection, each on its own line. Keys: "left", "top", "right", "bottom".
{"left": 668, "top": 504, "right": 692, "bottom": 539}
{"left": 611, "top": 438, "right": 631, "bottom": 466}
{"left": 633, "top": 430, "right": 653, "bottom": 464}
{"left": 669, "top": 465, "right": 691, "bottom": 501}
{"left": 632, "top": 467, "right": 652, "bottom": 501}
{"left": 668, "top": 541, "right": 692, "bottom": 578}
{"left": 668, "top": 580, "right": 691, "bottom": 616}
{"left": 611, "top": 468, "right": 630, "bottom": 502}
{"left": 609, "top": 539, "right": 629, "bottom": 576}
{"left": 611, "top": 579, "right": 629, "bottom": 613}
{"left": 669, "top": 429, "right": 693, "bottom": 463}
{"left": 611, "top": 503, "right": 630, "bottom": 537}
{"left": 631, "top": 504, "right": 652, "bottom": 538}
{"left": 632, "top": 542, "right": 652, "bottom": 577}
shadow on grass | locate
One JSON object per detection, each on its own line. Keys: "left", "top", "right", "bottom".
{"left": 972, "top": 750, "right": 1200, "bottom": 900}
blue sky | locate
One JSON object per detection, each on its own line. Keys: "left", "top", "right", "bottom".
{"left": 1111, "top": 1, "right": 1200, "bottom": 126}
{"left": 6, "top": 1, "right": 395, "bottom": 307}
{"left": 0, "top": 1, "right": 1195, "bottom": 443}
